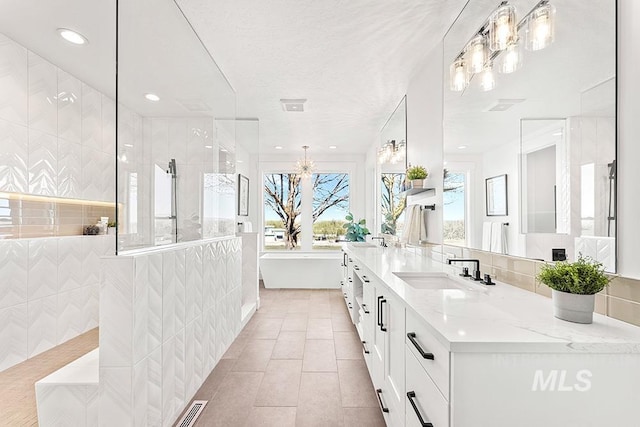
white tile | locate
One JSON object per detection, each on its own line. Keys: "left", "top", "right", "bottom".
{"left": 81, "top": 83, "right": 102, "bottom": 152}
{"left": 175, "top": 328, "right": 187, "bottom": 412}
{"left": 184, "top": 320, "right": 197, "bottom": 399}
{"left": 148, "top": 347, "right": 163, "bottom": 426}
{"left": 35, "top": 383, "right": 88, "bottom": 427}
{"left": 57, "top": 236, "right": 83, "bottom": 292}
{"left": 162, "top": 337, "right": 176, "bottom": 426}
{"left": 99, "top": 257, "right": 133, "bottom": 367}
{"left": 57, "top": 70, "right": 81, "bottom": 143}
{"left": 28, "top": 238, "right": 58, "bottom": 300}
{"left": 0, "top": 303, "right": 28, "bottom": 372}
{"left": 28, "top": 51, "right": 57, "bottom": 135}
{"left": 28, "top": 129, "right": 57, "bottom": 195}
{"left": 162, "top": 252, "right": 176, "bottom": 341}
{"left": 0, "top": 118, "right": 28, "bottom": 193}
{"left": 101, "top": 95, "right": 115, "bottom": 155}
{"left": 185, "top": 246, "right": 203, "bottom": 323}
{"left": 0, "top": 34, "right": 28, "bottom": 125}
{"left": 133, "top": 356, "right": 149, "bottom": 427}
{"left": 0, "top": 239, "right": 28, "bottom": 309}
{"left": 150, "top": 118, "right": 169, "bottom": 164}
{"left": 99, "top": 367, "right": 133, "bottom": 427}
{"left": 168, "top": 119, "right": 187, "bottom": 164}
{"left": 84, "top": 283, "right": 99, "bottom": 331}
{"left": 148, "top": 253, "right": 163, "bottom": 352}
{"left": 27, "top": 295, "right": 57, "bottom": 357}
{"left": 81, "top": 146, "right": 102, "bottom": 201}
{"left": 57, "top": 286, "right": 88, "bottom": 344}
{"left": 186, "top": 119, "right": 206, "bottom": 165}
{"left": 133, "top": 256, "right": 149, "bottom": 364}
{"left": 57, "top": 138, "right": 82, "bottom": 198}
{"left": 81, "top": 236, "right": 101, "bottom": 287}
{"left": 175, "top": 249, "right": 186, "bottom": 332}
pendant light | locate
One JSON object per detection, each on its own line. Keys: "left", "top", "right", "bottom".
{"left": 480, "top": 62, "right": 496, "bottom": 91}
{"left": 296, "top": 145, "right": 315, "bottom": 179}
{"left": 498, "top": 41, "right": 523, "bottom": 73}
{"left": 468, "top": 35, "right": 487, "bottom": 74}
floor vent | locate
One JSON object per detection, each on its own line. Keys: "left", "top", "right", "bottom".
{"left": 176, "top": 400, "right": 208, "bottom": 427}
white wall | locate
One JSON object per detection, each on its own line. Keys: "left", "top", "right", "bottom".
{"left": 617, "top": 0, "right": 639, "bottom": 278}
{"left": 406, "top": 41, "right": 445, "bottom": 244}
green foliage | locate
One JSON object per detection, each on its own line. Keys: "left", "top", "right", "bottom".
{"left": 406, "top": 165, "right": 428, "bottom": 180}
{"left": 537, "top": 255, "right": 611, "bottom": 295}
{"left": 343, "top": 212, "right": 370, "bottom": 242}
{"left": 107, "top": 221, "right": 117, "bottom": 228}
{"left": 313, "top": 220, "right": 346, "bottom": 238}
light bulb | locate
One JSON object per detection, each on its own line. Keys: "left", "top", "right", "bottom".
{"left": 526, "top": 3, "right": 555, "bottom": 51}
{"left": 489, "top": 4, "right": 517, "bottom": 51}
{"left": 480, "top": 63, "right": 496, "bottom": 91}
{"left": 468, "top": 36, "right": 487, "bottom": 73}
{"left": 449, "top": 58, "right": 469, "bottom": 91}
{"left": 499, "top": 42, "right": 523, "bottom": 73}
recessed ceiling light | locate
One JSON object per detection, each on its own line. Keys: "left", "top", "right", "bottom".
{"left": 458, "top": 145, "right": 467, "bottom": 149}
{"left": 57, "top": 28, "right": 88, "bottom": 45}
{"left": 274, "top": 146, "right": 283, "bottom": 150}
{"left": 552, "top": 131, "right": 563, "bottom": 136}
{"left": 220, "top": 148, "right": 228, "bottom": 152}
{"left": 236, "top": 160, "right": 244, "bottom": 163}
{"left": 205, "top": 145, "right": 213, "bottom": 149}
{"left": 329, "top": 145, "right": 337, "bottom": 149}
{"left": 144, "top": 93, "right": 160, "bottom": 102}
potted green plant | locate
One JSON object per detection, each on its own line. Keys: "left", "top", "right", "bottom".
{"left": 537, "top": 255, "right": 611, "bottom": 324}
{"left": 343, "top": 213, "right": 370, "bottom": 242}
{"left": 406, "top": 165, "right": 428, "bottom": 189}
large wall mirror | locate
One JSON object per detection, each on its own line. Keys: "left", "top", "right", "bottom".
{"left": 379, "top": 96, "right": 408, "bottom": 236}
{"left": 442, "top": 0, "right": 616, "bottom": 271}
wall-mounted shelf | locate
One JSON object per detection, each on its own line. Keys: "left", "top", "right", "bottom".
{"left": 401, "top": 187, "right": 436, "bottom": 197}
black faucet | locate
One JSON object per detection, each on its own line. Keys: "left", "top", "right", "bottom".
{"left": 371, "top": 236, "right": 387, "bottom": 247}
{"left": 447, "top": 258, "right": 482, "bottom": 281}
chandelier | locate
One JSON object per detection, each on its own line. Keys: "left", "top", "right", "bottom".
{"left": 449, "top": 0, "right": 555, "bottom": 92}
{"left": 378, "top": 140, "right": 406, "bottom": 164}
{"left": 296, "top": 145, "right": 315, "bottom": 178}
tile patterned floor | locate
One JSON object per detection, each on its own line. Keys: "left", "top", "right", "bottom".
{"left": 0, "top": 328, "right": 99, "bottom": 427}
{"left": 186, "top": 287, "right": 385, "bottom": 427}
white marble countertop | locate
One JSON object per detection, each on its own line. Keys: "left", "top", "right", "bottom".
{"left": 344, "top": 244, "right": 640, "bottom": 353}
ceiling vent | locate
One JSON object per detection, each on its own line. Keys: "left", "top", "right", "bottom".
{"left": 178, "top": 99, "right": 212, "bottom": 112}
{"left": 485, "top": 98, "right": 525, "bottom": 112}
{"left": 280, "top": 98, "right": 307, "bottom": 112}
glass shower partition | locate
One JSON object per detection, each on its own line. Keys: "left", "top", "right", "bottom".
{"left": 116, "top": 0, "right": 237, "bottom": 253}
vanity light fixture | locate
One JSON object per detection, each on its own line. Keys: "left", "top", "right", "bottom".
{"left": 144, "top": 93, "right": 160, "bottom": 102}
{"left": 448, "top": 0, "right": 555, "bottom": 92}
{"left": 296, "top": 145, "right": 315, "bottom": 179}
{"left": 377, "top": 139, "right": 406, "bottom": 164}
{"left": 57, "top": 28, "right": 88, "bottom": 45}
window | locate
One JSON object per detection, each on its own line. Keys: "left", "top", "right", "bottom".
{"left": 443, "top": 170, "right": 466, "bottom": 245}
{"left": 264, "top": 173, "right": 302, "bottom": 250}
{"left": 263, "top": 172, "right": 350, "bottom": 250}
{"left": 312, "top": 173, "right": 349, "bottom": 250}
{"left": 380, "top": 173, "right": 406, "bottom": 236}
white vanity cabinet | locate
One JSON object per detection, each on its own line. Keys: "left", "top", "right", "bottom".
{"left": 342, "top": 244, "right": 640, "bottom": 427}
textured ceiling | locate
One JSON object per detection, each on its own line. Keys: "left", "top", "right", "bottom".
{"left": 176, "top": 0, "right": 468, "bottom": 155}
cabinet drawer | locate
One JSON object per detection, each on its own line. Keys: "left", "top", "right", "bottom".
{"left": 406, "top": 347, "right": 449, "bottom": 427}
{"left": 406, "top": 309, "right": 450, "bottom": 397}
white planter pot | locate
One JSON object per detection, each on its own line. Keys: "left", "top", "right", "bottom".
{"left": 551, "top": 289, "right": 595, "bottom": 324}
{"left": 411, "top": 179, "right": 424, "bottom": 189}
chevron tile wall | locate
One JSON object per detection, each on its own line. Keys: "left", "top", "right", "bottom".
{"left": 99, "top": 237, "right": 242, "bottom": 426}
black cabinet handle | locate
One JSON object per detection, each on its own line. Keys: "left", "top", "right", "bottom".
{"left": 407, "top": 391, "right": 433, "bottom": 427}
{"left": 377, "top": 296, "right": 383, "bottom": 327}
{"left": 362, "top": 275, "right": 370, "bottom": 283}
{"left": 380, "top": 299, "right": 387, "bottom": 332}
{"left": 362, "top": 340, "right": 370, "bottom": 354}
{"left": 348, "top": 258, "right": 353, "bottom": 263}
{"left": 348, "top": 303, "right": 352, "bottom": 309}
{"left": 362, "top": 304, "right": 370, "bottom": 314}
{"left": 376, "top": 389, "right": 389, "bottom": 413}
{"left": 407, "top": 333, "right": 435, "bottom": 360}
{"left": 354, "top": 265, "right": 360, "bottom": 270}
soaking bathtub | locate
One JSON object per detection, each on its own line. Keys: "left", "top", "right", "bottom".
{"left": 259, "top": 252, "right": 342, "bottom": 288}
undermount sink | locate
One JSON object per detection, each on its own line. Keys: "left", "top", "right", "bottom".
{"left": 393, "top": 272, "right": 471, "bottom": 290}
{"left": 348, "top": 242, "right": 377, "bottom": 248}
